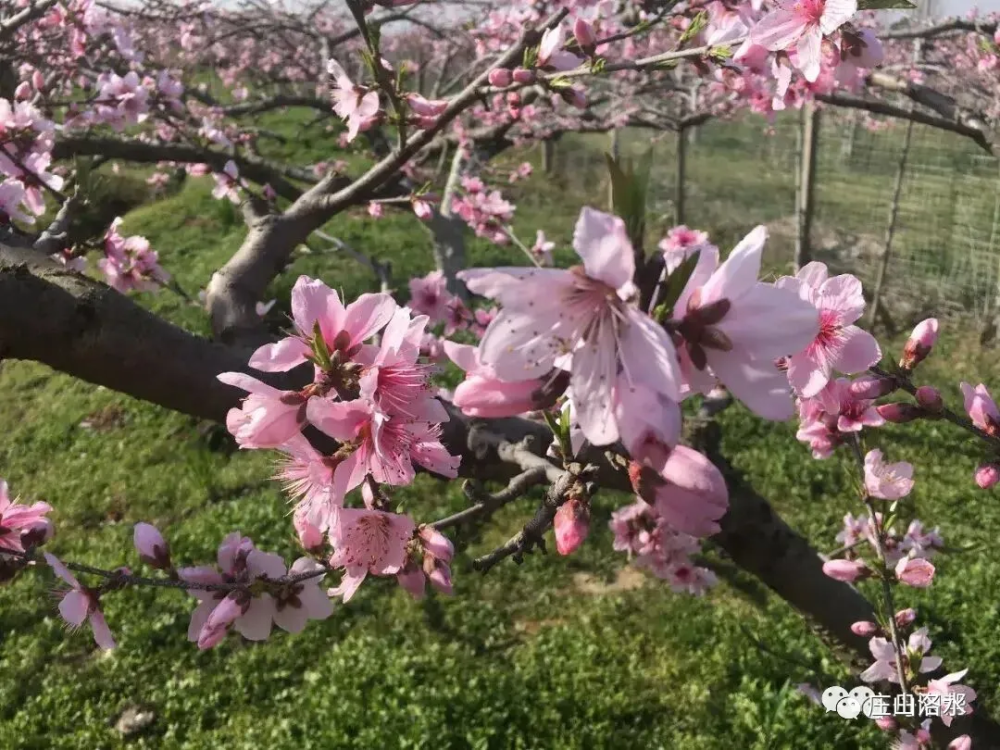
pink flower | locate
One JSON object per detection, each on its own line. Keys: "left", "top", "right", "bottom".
{"left": 915, "top": 385, "right": 942, "bottom": 411}
{"left": 901, "top": 318, "right": 938, "bottom": 369}
{"left": 629, "top": 445, "right": 728, "bottom": 538}
{"left": 211, "top": 160, "right": 241, "bottom": 203}
{"left": 947, "top": 737, "right": 972, "bottom": 750}
{"left": 673, "top": 228, "right": 819, "bottom": 420}
{"left": 247, "top": 275, "right": 396, "bottom": 374}
{"left": 328, "top": 508, "right": 415, "bottom": 601}
{"left": 927, "top": 669, "right": 977, "bottom": 727}
{"left": 460, "top": 207, "right": 681, "bottom": 446}
{"left": 368, "top": 201, "right": 383, "bottom": 218}
{"left": 0, "top": 479, "right": 52, "bottom": 553}
{"left": 895, "top": 608, "right": 917, "bottom": 628}
{"left": 133, "top": 522, "right": 171, "bottom": 569}
{"left": 530, "top": 230, "right": 555, "bottom": 265}
{"left": 328, "top": 59, "right": 380, "bottom": 141}
{"left": 444, "top": 341, "right": 554, "bottom": 418}
{"left": 255, "top": 299, "right": 276, "bottom": 317}
{"left": 307, "top": 397, "right": 459, "bottom": 492}
{"left": 822, "top": 558, "right": 868, "bottom": 582}
{"left": 554, "top": 496, "right": 590, "bottom": 555}
{"left": 752, "top": 0, "right": 857, "bottom": 81}
{"left": 960, "top": 382, "right": 1000, "bottom": 436}
{"left": 0, "top": 180, "right": 34, "bottom": 224}
{"left": 276, "top": 433, "right": 345, "bottom": 526}
{"left": 43, "top": 552, "right": 116, "bottom": 650}
{"left": 863, "top": 449, "right": 913, "bottom": 500}
{"left": 408, "top": 270, "right": 452, "bottom": 322}
{"left": 217, "top": 372, "right": 307, "bottom": 449}
{"left": 659, "top": 225, "right": 712, "bottom": 273}
{"left": 861, "top": 628, "right": 941, "bottom": 683}
{"left": 775, "top": 263, "right": 881, "bottom": 398}
{"left": 538, "top": 25, "right": 584, "bottom": 71}
{"left": 895, "top": 556, "right": 935, "bottom": 587}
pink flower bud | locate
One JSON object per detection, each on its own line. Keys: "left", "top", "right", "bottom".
{"left": 874, "top": 716, "right": 898, "bottom": 732}
{"left": 851, "top": 620, "right": 879, "bottom": 637}
{"left": 894, "top": 608, "right": 917, "bottom": 628}
{"left": 134, "top": 522, "right": 171, "bottom": 570}
{"left": 976, "top": 462, "right": 1000, "bottom": 489}
{"left": 32, "top": 70, "right": 44, "bottom": 91}
{"left": 488, "top": 68, "right": 512, "bottom": 87}
{"left": 505, "top": 91, "right": 521, "bottom": 107}
{"left": 900, "top": 318, "right": 938, "bottom": 370}
{"left": 14, "top": 82, "right": 31, "bottom": 101}
{"left": 197, "top": 593, "right": 246, "bottom": 649}
{"left": 512, "top": 67, "right": 535, "bottom": 84}
{"left": 573, "top": 18, "right": 597, "bottom": 52}
{"left": 419, "top": 527, "right": 454, "bottom": 562}
{"left": 895, "top": 556, "right": 935, "bottom": 587}
{"left": 562, "top": 85, "right": 587, "bottom": 109}
{"left": 915, "top": 385, "right": 942, "bottom": 411}
{"left": 822, "top": 558, "right": 869, "bottom": 582}
{"left": 412, "top": 199, "right": 433, "bottom": 221}
{"left": 848, "top": 376, "right": 896, "bottom": 400}
{"left": 876, "top": 403, "right": 923, "bottom": 423}
{"left": 948, "top": 735, "right": 972, "bottom": 750}
{"left": 554, "top": 496, "right": 590, "bottom": 555}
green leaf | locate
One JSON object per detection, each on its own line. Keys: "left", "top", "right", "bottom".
{"left": 523, "top": 46, "right": 538, "bottom": 70}
{"left": 679, "top": 11, "right": 708, "bottom": 45}
{"left": 311, "top": 321, "right": 332, "bottom": 371}
{"left": 604, "top": 152, "right": 650, "bottom": 254}
{"left": 857, "top": 0, "right": 915, "bottom": 8}
{"left": 653, "top": 250, "right": 701, "bottom": 322}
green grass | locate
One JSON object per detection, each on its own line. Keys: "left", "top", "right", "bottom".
{"left": 2, "top": 118, "right": 999, "bottom": 748}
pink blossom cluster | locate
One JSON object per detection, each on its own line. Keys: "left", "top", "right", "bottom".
{"left": 408, "top": 270, "right": 496, "bottom": 350}
{"left": 451, "top": 176, "right": 516, "bottom": 244}
{"left": 0, "top": 98, "right": 62, "bottom": 223}
{"left": 98, "top": 217, "right": 170, "bottom": 293}
{"left": 609, "top": 499, "right": 717, "bottom": 594}
{"left": 219, "top": 276, "right": 461, "bottom": 601}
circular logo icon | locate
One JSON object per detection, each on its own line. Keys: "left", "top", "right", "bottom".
{"left": 836, "top": 696, "right": 862, "bottom": 720}
{"left": 821, "top": 686, "right": 848, "bottom": 713}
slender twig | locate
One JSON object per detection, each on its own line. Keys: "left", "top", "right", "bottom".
{"left": 2, "top": 547, "right": 329, "bottom": 593}
{"left": 430, "top": 469, "right": 548, "bottom": 530}
{"left": 847, "top": 434, "right": 910, "bottom": 693}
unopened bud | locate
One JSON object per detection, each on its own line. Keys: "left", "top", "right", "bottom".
{"left": 849, "top": 375, "right": 896, "bottom": 400}
{"left": 573, "top": 18, "right": 597, "bottom": 54}
{"left": 894, "top": 608, "right": 917, "bottom": 628}
{"left": 850, "top": 620, "right": 879, "bottom": 637}
{"left": 876, "top": 403, "right": 923, "bottom": 423}
{"left": 561, "top": 85, "right": 587, "bottom": 109}
{"left": 554, "top": 495, "right": 590, "bottom": 555}
{"left": 134, "top": 522, "right": 172, "bottom": 570}
{"left": 822, "top": 558, "right": 869, "bottom": 583}
{"left": 488, "top": 68, "right": 512, "bottom": 87}
{"left": 512, "top": 67, "right": 535, "bottom": 84}
{"left": 975, "top": 462, "right": 1000, "bottom": 489}
{"left": 900, "top": 318, "right": 938, "bottom": 370}
{"left": 14, "top": 81, "right": 31, "bottom": 101}
{"left": 505, "top": 91, "right": 521, "bottom": 108}
{"left": 31, "top": 70, "right": 44, "bottom": 91}
{"left": 915, "top": 385, "right": 942, "bottom": 411}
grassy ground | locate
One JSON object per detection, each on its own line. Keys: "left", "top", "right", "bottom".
{"left": 2, "top": 119, "right": 999, "bottom": 748}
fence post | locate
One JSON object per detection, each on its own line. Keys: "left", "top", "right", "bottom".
{"left": 542, "top": 138, "right": 555, "bottom": 174}
{"left": 608, "top": 128, "right": 620, "bottom": 211}
{"left": 867, "top": 118, "right": 915, "bottom": 330}
{"left": 675, "top": 125, "right": 687, "bottom": 225}
{"left": 795, "top": 102, "right": 820, "bottom": 271}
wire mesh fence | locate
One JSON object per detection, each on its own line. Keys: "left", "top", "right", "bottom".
{"left": 555, "top": 111, "right": 1000, "bottom": 331}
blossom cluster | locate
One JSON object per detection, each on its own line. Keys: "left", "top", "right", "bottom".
{"left": 98, "top": 217, "right": 170, "bottom": 293}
